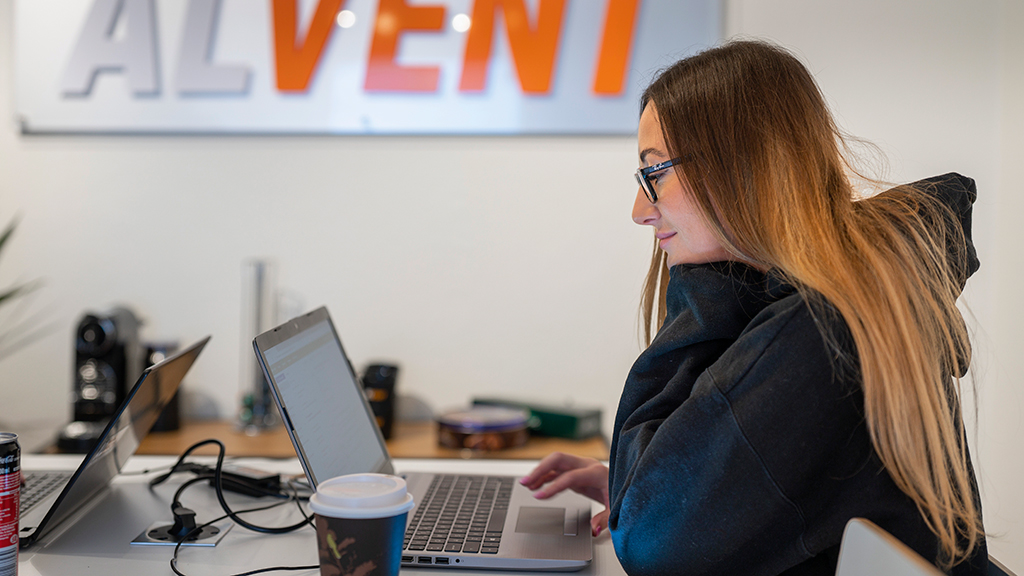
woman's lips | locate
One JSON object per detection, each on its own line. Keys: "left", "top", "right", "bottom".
{"left": 656, "top": 231, "right": 676, "bottom": 249}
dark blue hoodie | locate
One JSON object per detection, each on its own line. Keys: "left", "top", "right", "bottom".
{"left": 607, "top": 173, "right": 986, "bottom": 575}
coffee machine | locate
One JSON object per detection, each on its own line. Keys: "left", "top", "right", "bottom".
{"left": 57, "top": 307, "right": 143, "bottom": 453}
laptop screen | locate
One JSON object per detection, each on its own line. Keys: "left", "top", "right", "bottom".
{"left": 36, "top": 336, "right": 209, "bottom": 540}
{"left": 256, "top": 312, "right": 389, "bottom": 486}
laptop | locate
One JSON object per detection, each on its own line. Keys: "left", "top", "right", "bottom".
{"left": 835, "top": 518, "right": 944, "bottom": 576}
{"left": 253, "top": 307, "right": 593, "bottom": 571}
{"left": 18, "top": 336, "right": 210, "bottom": 548}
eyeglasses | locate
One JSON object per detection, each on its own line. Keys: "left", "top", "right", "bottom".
{"left": 635, "top": 157, "right": 683, "bottom": 203}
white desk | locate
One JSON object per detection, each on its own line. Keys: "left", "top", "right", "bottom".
{"left": 18, "top": 455, "right": 625, "bottom": 576}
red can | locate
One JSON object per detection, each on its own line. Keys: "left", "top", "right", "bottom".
{"left": 0, "top": 432, "right": 20, "bottom": 576}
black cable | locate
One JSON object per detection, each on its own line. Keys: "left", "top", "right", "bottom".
{"left": 230, "top": 562, "right": 322, "bottom": 576}
{"left": 207, "top": 440, "right": 312, "bottom": 534}
{"left": 285, "top": 477, "right": 316, "bottom": 530}
{"left": 153, "top": 439, "right": 312, "bottom": 534}
{"left": 169, "top": 498, "right": 319, "bottom": 576}
{"left": 153, "top": 438, "right": 320, "bottom": 576}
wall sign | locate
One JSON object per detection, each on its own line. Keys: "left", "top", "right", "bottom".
{"left": 15, "top": 0, "right": 719, "bottom": 134}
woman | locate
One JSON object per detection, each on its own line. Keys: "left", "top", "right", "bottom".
{"left": 520, "top": 40, "right": 986, "bottom": 575}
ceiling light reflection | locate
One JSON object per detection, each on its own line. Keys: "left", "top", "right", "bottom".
{"left": 336, "top": 10, "right": 356, "bottom": 28}
{"left": 452, "top": 13, "right": 471, "bottom": 33}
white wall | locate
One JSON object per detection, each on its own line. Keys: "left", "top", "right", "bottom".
{"left": 0, "top": 0, "right": 651, "bottom": 441}
{"left": 726, "top": 0, "right": 1023, "bottom": 570}
{"left": 987, "top": 0, "right": 1024, "bottom": 570}
{"left": 2, "top": 0, "right": 1021, "bottom": 572}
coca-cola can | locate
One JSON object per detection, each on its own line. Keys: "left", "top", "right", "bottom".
{"left": 0, "top": 433, "right": 20, "bottom": 576}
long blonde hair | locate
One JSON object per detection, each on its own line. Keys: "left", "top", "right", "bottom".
{"left": 639, "top": 40, "right": 981, "bottom": 568}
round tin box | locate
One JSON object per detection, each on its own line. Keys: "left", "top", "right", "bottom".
{"left": 436, "top": 407, "right": 530, "bottom": 451}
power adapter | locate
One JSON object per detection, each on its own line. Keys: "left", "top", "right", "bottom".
{"left": 205, "top": 464, "right": 282, "bottom": 497}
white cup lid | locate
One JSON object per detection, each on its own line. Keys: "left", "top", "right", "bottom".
{"left": 310, "top": 473, "right": 415, "bottom": 519}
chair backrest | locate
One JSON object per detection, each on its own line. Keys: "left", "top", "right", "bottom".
{"left": 989, "top": 556, "right": 1017, "bottom": 576}
{"left": 835, "top": 518, "right": 944, "bottom": 576}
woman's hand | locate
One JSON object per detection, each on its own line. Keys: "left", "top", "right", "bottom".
{"left": 520, "top": 452, "right": 610, "bottom": 536}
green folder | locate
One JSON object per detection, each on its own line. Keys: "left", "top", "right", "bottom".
{"left": 471, "top": 397, "right": 602, "bottom": 439}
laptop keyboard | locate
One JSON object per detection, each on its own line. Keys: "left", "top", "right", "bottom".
{"left": 20, "top": 471, "right": 73, "bottom": 514}
{"left": 404, "top": 475, "right": 513, "bottom": 555}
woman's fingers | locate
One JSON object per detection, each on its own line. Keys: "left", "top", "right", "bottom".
{"left": 519, "top": 469, "right": 558, "bottom": 491}
{"left": 530, "top": 469, "right": 578, "bottom": 499}
{"left": 532, "top": 462, "right": 607, "bottom": 500}
{"left": 520, "top": 452, "right": 588, "bottom": 489}
{"left": 591, "top": 509, "right": 610, "bottom": 537}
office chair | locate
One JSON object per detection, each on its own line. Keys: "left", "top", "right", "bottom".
{"left": 836, "top": 518, "right": 1018, "bottom": 576}
{"left": 836, "top": 518, "right": 944, "bottom": 576}
{"left": 989, "top": 556, "right": 1017, "bottom": 576}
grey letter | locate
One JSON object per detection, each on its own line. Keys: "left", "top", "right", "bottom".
{"left": 60, "top": 0, "right": 161, "bottom": 96}
{"left": 175, "top": 0, "right": 250, "bottom": 95}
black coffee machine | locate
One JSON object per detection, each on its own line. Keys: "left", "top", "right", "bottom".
{"left": 57, "top": 307, "right": 143, "bottom": 453}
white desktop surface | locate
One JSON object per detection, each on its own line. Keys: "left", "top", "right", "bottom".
{"left": 18, "top": 455, "right": 625, "bottom": 576}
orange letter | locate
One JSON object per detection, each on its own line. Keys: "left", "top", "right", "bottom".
{"left": 459, "top": 0, "right": 567, "bottom": 94}
{"left": 364, "top": 0, "right": 445, "bottom": 92}
{"left": 593, "top": 0, "right": 640, "bottom": 95}
{"left": 273, "top": 0, "right": 343, "bottom": 92}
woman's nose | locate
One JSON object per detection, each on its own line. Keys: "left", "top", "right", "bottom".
{"left": 632, "top": 187, "right": 658, "bottom": 225}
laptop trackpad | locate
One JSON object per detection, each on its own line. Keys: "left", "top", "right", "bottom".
{"left": 515, "top": 507, "right": 573, "bottom": 535}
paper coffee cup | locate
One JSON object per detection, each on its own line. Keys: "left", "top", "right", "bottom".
{"left": 310, "top": 474, "right": 415, "bottom": 576}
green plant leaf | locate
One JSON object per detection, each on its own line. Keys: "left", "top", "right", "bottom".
{"left": 0, "top": 217, "right": 17, "bottom": 257}
{"left": 0, "top": 285, "right": 27, "bottom": 306}
{"left": 0, "top": 312, "right": 56, "bottom": 361}
{"left": 0, "top": 218, "right": 40, "bottom": 310}
{"left": 0, "top": 216, "right": 51, "bottom": 362}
